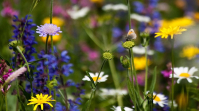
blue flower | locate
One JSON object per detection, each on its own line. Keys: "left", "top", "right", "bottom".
{"left": 55, "top": 102, "right": 66, "bottom": 111}
{"left": 133, "top": 1, "right": 144, "bottom": 13}
{"left": 154, "top": 37, "right": 165, "bottom": 52}
{"left": 112, "top": 27, "right": 122, "bottom": 38}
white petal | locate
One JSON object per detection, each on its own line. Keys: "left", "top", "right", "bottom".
{"left": 188, "top": 67, "right": 198, "bottom": 75}
{"left": 191, "top": 76, "right": 199, "bottom": 79}
{"left": 82, "top": 76, "right": 90, "bottom": 81}
{"left": 187, "top": 78, "right": 192, "bottom": 83}
{"left": 177, "top": 78, "right": 183, "bottom": 84}
{"left": 89, "top": 72, "right": 95, "bottom": 77}
{"left": 183, "top": 67, "right": 189, "bottom": 73}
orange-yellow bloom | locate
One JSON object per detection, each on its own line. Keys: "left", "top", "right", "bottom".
{"left": 180, "top": 46, "right": 199, "bottom": 60}
{"left": 27, "top": 93, "right": 55, "bottom": 111}
{"left": 155, "top": 26, "right": 186, "bottom": 39}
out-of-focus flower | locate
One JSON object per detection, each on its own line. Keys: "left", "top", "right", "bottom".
{"left": 5, "top": 67, "right": 27, "bottom": 83}
{"left": 194, "top": 12, "right": 199, "bottom": 20}
{"left": 112, "top": 27, "right": 122, "bottom": 38}
{"left": 36, "top": 24, "right": 62, "bottom": 37}
{"left": 27, "top": 93, "right": 55, "bottom": 111}
{"left": 88, "top": 50, "right": 99, "bottom": 61}
{"left": 161, "top": 70, "right": 172, "bottom": 78}
{"left": 155, "top": 26, "right": 186, "bottom": 39}
{"left": 1, "top": 2, "right": 18, "bottom": 17}
{"left": 170, "top": 67, "right": 199, "bottom": 83}
{"left": 111, "top": 106, "right": 133, "bottom": 111}
{"left": 180, "top": 46, "right": 199, "bottom": 60}
{"left": 40, "top": 34, "right": 62, "bottom": 43}
{"left": 133, "top": 46, "right": 154, "bottom": 55}
{"left": 160, "top": 17, "right": 194, "bottom": 29}
{"left": 154, "top": 37, "right": 165, "bottom": 52}
{"left": 42, "top": 17, "right": 64, "bottom": 27}
{"left": 82, "top": 72, "right": 108, "bottom": 83}
{"left": 130, "top": 13, "right": 151, "bottom": 23}
{"left": 102, "top": 4, "right": 128, "bottom": 11}
{"left": 153, "top": 92, "right": 168, "bottom": 107}
{"left": 176, "top": 92, "right": 188, "bottom": 109}
{"left": 130, "top": 56, "right": 151, "bottom": 70}
{"left": 99, "top": 88, "right": 128, "bottom": 96}
{"left": 90, "top": 0, "right": 104, "bottom": 4}
{"left": 168, "top": 100, "right": 178, "bottom": 108}
{"left": 55, "top": 102, "right": 66, "bottom": 111}
{"left": 67, "top": 6, "right": 90, "bottom": 20}
{"left": 133, "top": 1, "right": 144, "bottom": 13}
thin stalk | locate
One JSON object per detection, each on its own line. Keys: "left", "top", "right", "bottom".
{"left": 50, "top": 0, "right": 54, "bottom": 55}
{"left": 95, "top": 59, "right": 107, "bottom": 86}
{"left": 144, "top": 46, "right": 148, "bottom": 94}
{"left": 60, "top": 75, "right": 69, "bottom": 110}
{"left": 16, "top": 46, "right": 30, "bottom": 72}
{"left": 45, "top": 35, "right": 49, "bottom": 54}
{"left": 127, "top": 0, "right": 131, "bottom": 29}
{"left": 108, "top": 60, "right": 123, "bottom": 106}
{"left": 5, "top": 93, "right": 8, "bottom": 111}
{"left": 171, "top": 38, "right": 175, "bottom": 111}
{"left": 130, "top": 49, "right": 140, "bottom": 94}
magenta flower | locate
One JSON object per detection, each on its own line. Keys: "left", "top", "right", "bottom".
{"left": 1, "top": 2, "right": 18, "bottom": 17}
{"left": 161, "top": 70, "right": 172, "bottom": 78}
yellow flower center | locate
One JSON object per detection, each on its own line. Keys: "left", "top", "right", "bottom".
{"left": 179, "top": 73, "right": 190, "bottom": 78}
{"left": 153, "top": 95, "right": 161, "bottom": 102}
{"left": 92, "top": 77, "right": 101, "bottom": 82}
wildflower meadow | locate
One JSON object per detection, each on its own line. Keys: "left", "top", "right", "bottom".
{"left": 1, "top": 0, "right": 199, "bottom": 111}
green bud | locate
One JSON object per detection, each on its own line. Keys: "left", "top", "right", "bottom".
{"left": 140, "top": 32, "right": 150, "bottom": 38}
{"left": 122, "top": 41, "right": 135, "bottom": 49}
{"left": 17, "top": 46, "right": 25, "bottom": 53}
{"left": 120, "top": 56, "right": 130, "bottom": 68}
{"left": 103, "top": 51, "right": 113, "bottom": 60}
{"left": 9, "top": 40, "right": 18, "bottom": 47}
{"left": 46, "top": 79, "right": 58, "bottom": 89}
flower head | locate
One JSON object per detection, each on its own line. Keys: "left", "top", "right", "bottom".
{"left": 170, "top": 67, "right": 199, "bottom": 83}
{"left": 155, "top": 26, "right": 186, "bottom": 39}
{"left": 27, "top": 93, "right": 55, "bottom": 110}
{"left": 180, "top": 46, "right": 199, "bottom": 60}
{"left": 82, "top": 72, "right": 108, "bottom": 83}
{"left": 122, "top": 41, "right": 135, "bottom": 49}
{"left": 153, "top": 92, "right": 168, "bottom": 107}
{"left": 103, "top": 51, "right": 113, "bottom": 60}
{"left": 36, "top": 23, "right": 62, "bottom": 37}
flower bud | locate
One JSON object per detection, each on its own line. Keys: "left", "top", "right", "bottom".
{"left": 103, "top": 51, "right": 113, "bottom": 60}
{"left": 120, "top": 56, "right": 130, "bottom": 68}
{"left": 140, "top": 32, "right": 150, "bottom": 38}
{"left": 122, "top": 41, "right": 135, "bottom": 49}
{"left": 46, "top": 79, "right": 58, "bottom": 89}
{"left": 126, "top": 29, "right": 137, "bottom": 41}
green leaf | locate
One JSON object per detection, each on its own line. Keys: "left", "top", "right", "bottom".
{"left": 149, "top": 66, "right": 157, "bottom": 93}
{"left": 19, "top": 85, "right": 31, "bottom": 100}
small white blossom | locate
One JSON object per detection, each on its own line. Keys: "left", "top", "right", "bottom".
{"left": 82, "top": 72, "right": 108, "bottom": 83}
{"left": 103, "top": 4, "right": 128, "bottom": 11}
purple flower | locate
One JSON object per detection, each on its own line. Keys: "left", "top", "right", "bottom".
{"left": 112, "top": 27, "right": 122, "bottom": 38}
{"left": 161, "top": 70, "right": 172, "bottom": 78}
{"left": 36, "top": 23, "right": 62, "bottom": 37}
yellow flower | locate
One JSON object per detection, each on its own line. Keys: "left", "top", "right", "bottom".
{"left": 27, "top": 93, "right": 55, "bottom": 111}
{"left": 180, "top": 46, "right": 199, "bottom": 60}
{"left": 160, "top": 17, "right": 194, "bottom": 29}
{"left": 129, "top": 56, "right": 151, "bottom": 70}
{"left": 194, "top": 12, "right": 199, "bottom": 20}
{"left": 90, "top": 0, "right": 104, "bottom": 3}
{"left": 40, "top": 34, "right": 62, "bottom": 43}
{"left": 155, "top": 26, "right": 186, "bottom": 39}
{"left": 43, "top": 17, "right": 64, "bottom": 27}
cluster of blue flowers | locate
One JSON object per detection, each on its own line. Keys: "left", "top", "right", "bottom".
{"left": 11, "top": 15, "right": 37, "bottom": 65}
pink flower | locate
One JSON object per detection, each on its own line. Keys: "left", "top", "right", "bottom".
{"left": 161, "top": 70, "right": 172, "bottom": 78}
{"left": 1, "top": 2, "right": 18, "bottom": 17}
{"left": 88, "top": 51, "right": 99, "bottom": 61}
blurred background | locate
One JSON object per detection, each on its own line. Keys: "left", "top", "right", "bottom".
{"left": 1, "top": 0, "right": 199, "bottom": 110}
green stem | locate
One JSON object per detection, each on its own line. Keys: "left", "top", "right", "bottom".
{"left": 144, "top": 46, "right": 148, "bottom": 94}
{"left": 108, "top": 60, "right": 123, "bottom": 106}
{"left": 127, "top": 0, "right": 131, "bottom": 29}
{"left": 95, "top": 59, "right": 107, "bottom": 86}
{"left": 171, "top": 38, "right": 175, "bottom": 111}
{"left": 45, "top": 35, "right": 49, "bottom": 54}
{"left": 130, "top": 49, "right": 140, "bottom": 94}
{"left": 16, "top": 46, "right": 30, "bottom": 72}
{"left": 5, "top": 93, "right": 8, "bottom": 111}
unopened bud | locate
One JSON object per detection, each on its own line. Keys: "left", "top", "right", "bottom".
{"left": 120, "top": 56, "right": 130, "bottom": 68}
{"left": 103, "top": 51, "right": 113, "bottom": 60}
{"left": 122, "top": 41, "right": 135, "bottom": 49}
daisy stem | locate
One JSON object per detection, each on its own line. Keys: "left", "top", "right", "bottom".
{"left": 95, "top": 59, "right": 107, "bottom": 86}
{"left": 171, "top": 38, "right": 175, "bottom": 111}
{"left": 144, "top": 46, "right": 148, "bottom": 94}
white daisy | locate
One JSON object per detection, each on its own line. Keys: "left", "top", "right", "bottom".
{"left": 132, "top": 46, "right": 154, "bottom": 55}
{"left": 111, "top": 106, "right": 133, "bottom": 111}
{"left": 100, "top": 88, "right": 128, "bottom": 96}
{"left": 170, "top": 67, "right": 199, "bottom": 83}
{"left": 82, "top": 72, "right": 108, "bottom": 83}
{"left": 67, "top": 6, "right": 90, "bottom": 20}
{"left": 130, "top": 13, "right": 151, "bottom": 23}
{"left": 102, "top": 4, "right": 128, "bottom": 11}
{"left": 153, "top": 92, "right": 168, "bottom": 107}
